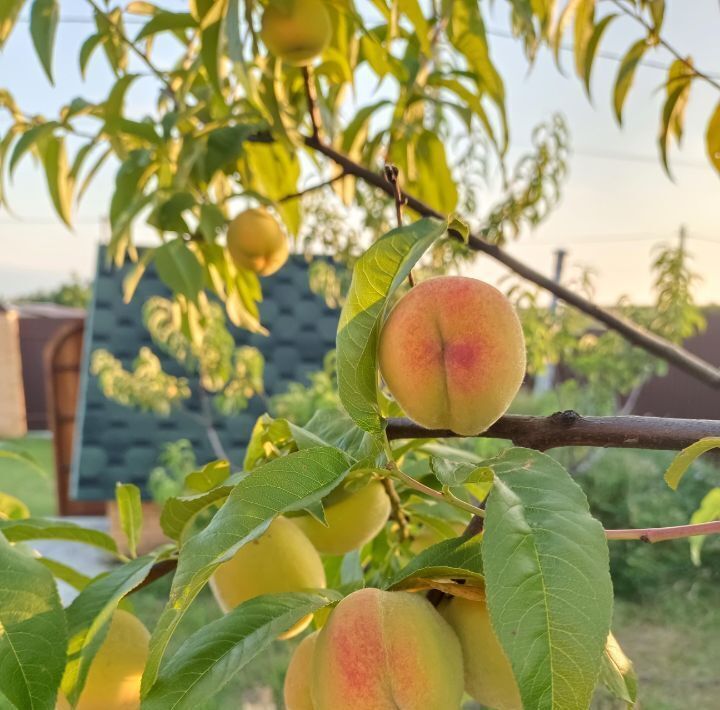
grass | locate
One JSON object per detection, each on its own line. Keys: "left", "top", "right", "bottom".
{"left": 0, "top": 434, "right": 56, "bottom": 516}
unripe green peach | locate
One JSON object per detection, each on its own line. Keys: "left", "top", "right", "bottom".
{"left": 261, "top": 0, "right": 332, "bottom": 67}
{"left": 226, "top": 207, "right": 288, "bottom": 276}
{"left": 210, "top": 516, "right": 326, "bottom": 639}
{"left": 56, "top": 610, "right": 150, "bottom": 710}
{"left": 378, "top": 276, "right": 526, "bottom": 436}
{"left": 291, "top": 481, "right": 391, "bottom": 555}
{"left": 284, "top": 631, "right": 318, "bottom": 710}
{"left": 312, "top": 588, "right": 464, "bottom": 709}
{"left": 440, "top": 595, "right": 522, "bottom": 710}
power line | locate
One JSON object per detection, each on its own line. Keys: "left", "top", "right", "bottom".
{"left": 14, "top": 14, "right": 718, "bottom": 78}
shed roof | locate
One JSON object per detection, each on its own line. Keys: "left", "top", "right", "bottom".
{"left": 71, "top": 247, "right": 339, "bottom": 501}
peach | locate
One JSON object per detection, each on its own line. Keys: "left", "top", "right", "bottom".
{"left": 378, "top": 276, "right": 526, "bottom": 435}
{"left": 440, "top": 596, "right": 522, "bottom": 710}
{"left": 210, "top": 516, "right": 326, "bottom": 639}
{"left": 312, "top": 588, "right": 464, "bottom": 709}
{"left": 226, "top": 207, "right": 288, "bottom": 276}
{"left": 291, "top": 481, "right": 391, "bottom": 555}
{"left": 260, "top": 0, "right": 332, "bottom": 67}
{"left": 57, "top": 609, "right": 150, "bottom": 710}
{"left": 284, "top": 631, "right": 318, "bottom": 710}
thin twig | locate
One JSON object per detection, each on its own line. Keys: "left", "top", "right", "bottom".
{"left": 610, "top": 0, "right": 720, "bottom": 92}
{"left": 383, "top": 163, "right": 415, "bottom": 287}
{"left": 279, "top": 173, "right": 346, "bottom": 202}
{"left": 606, "top": 520, "right": 720, "bottom": 543}
{"left": 302, "top": 66, "right": 322, "bottom": 140}
{"left": 381, "top": 477, "right": 411, "bottom": 541}
{"left": 302, "top": 134, "right": 720, "bottom": 389}
{"left": 84, "top": 0, "right": 175, "bottom": 97}
{"left": 386, "top": 411, "right": 720, "bottom": 451}
{"left": 198, "top": 388, "right": 232, "bottom": 463}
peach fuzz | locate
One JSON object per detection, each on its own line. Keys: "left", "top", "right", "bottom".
{"left": 312, "top": 588, "right": 464, "bottom": 710}
{"left": 440, "top": 596, "right": 522, "bottom": 710}
{"left": 378, "top": 276, "right": 526, "bottom": 435}
{"left": 284, "top": 631, "right": 319, "bottom": 710}
{"left": 210, "top": 516, "right": 326, "bottom": 640}
{"left": 226, "top": 207, "right": 288, "bottom": 276}
{"left": 291, "top": 480, "right": 391, "bottom": 555}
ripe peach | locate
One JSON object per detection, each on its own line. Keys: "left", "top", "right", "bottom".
{"left": 226, "top": 207, "right": 288, "bottom": 276}
{"left": 210, "top": 516, "right": 326, "bottom": 639}
{"left": 440, "top": 596, "right": 522, "bottom": 710}
{"left": 291, "top": 481, "right": 391, "bottom": 555}
{"left": 378, "top": 276, "right": 526, "bottom": 435}
{"left": 57, "top": 610, "right": 150, "bottom": 710}
{"left": 283, "top": 631, "right": 318, "bottom": 710}
{"left": 312, "top": 588, "right": 464, "bottom": 709}
{"left": 260, "top": 0, "right": 332, "bottom": 67}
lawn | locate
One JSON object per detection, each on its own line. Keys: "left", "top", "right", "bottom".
{"left": 0, "top": 433, "right": 56, "bottom": 516}
{"left": 1, "top": 436, "right": 718, "bottom": 708}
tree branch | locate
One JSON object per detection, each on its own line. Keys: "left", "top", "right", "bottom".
{"left": 381, "top": 477, "right": 411, "bottom": 541}
{"left": 610, "top": 0, "right": 720, "bottom": 92}
{"left": 384, "top": 163, "right": 415, "bottom": 286}
{"left": 278, "top": 173, "right": 346, "bottom": 202}
{"left": 127, "top": 558, "right": 177, "bottom": 595}
{"left": 386, "top": 411, "right": 720, "bottom": 451}
{"left": 606, "top": 520, "right": 720, "bottom": 543}
{"left": 303, "top": 134, "right": 720, "bottom": 389}
{"left": 302, "top": 66, "right": 322, "bottom": 140}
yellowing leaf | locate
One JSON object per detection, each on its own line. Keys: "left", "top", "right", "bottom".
{"left": 664, "top": 437, "right": 720, "bottom": 490}
{"left": 613, "top": 39, "right": 647, "bottom": 125}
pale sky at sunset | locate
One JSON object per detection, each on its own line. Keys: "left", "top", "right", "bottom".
{"left": 1, "top": 0, "right": 719, "bottom": 305}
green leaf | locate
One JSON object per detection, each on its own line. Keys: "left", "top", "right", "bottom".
{"left": 0, "top": 0, "right": 26, "bottom": 47}
{"left": 482, "top": 448, "right": 613, "bottom": 710}
{"left": 664, "top": 437, "right": 720, "bottom": 490}
{"left": 0, "top": 518, "right": 120, "bottom": 556}
{"left": 583, "top": 13, "right": 616, "bottom": 97}
{"left": 185, "top": 460, "right": 231, "bottom": 493}
{"left": 0, "top": 492, "right": 29, "bottom": 520}
{"left": 36, "top": 558, "right": 92, "bottom": 592}
{"left": 8, "top": 121, "right": 59, "bottom": 176}
{"left": 61, "top": 554, "right": 158, "bottom": 705}
{"left": 79, "top": 33, "right": 102, "bottom": 77}
{"left": 0, "top": 533, "right": 67, "bottom": 710}
{"left": 659, "top": 59, "right": 693, "bottom": 178}
{"left": 445, "top": 0, "right": 507, "bottom": 147}
{"left": 143, "top": 591, "right": 341, "bottom": 708}
{"left": 388, "top": 131, "right": 458, "bottom": 213}
{"left": 689, "top": 487, "right": 720, "bottom": 566}
{"left": 123, "top": 248, "right": 155, "bottom": 303}
{"left": 706, "top": 100, "right": 720, "bottom": 175}
{"left": 41, "top": 134, "right": 73, "bottom": 227}
{"left": 115, "top": 483, "right": 143, "bottom": 558}
{"left": 160, "top": 484, "right": 234, "bottom": 541}
{"left": 613, "top": 39, "right": 647, "bottom": 125}
{"left": 598, "top": 632, "right": 638, "bottom": 706}
{"left": 154, "top": 240, "right": 204, "bottom": 301}
{"left": 388, "top": 535, "right": 483, "bottom": 590}
{"left": 136, "top": 11, "right": 196, "bottom": 41}
{"left": 142, "top": 446, "right": 350, "bottom": 694}
{"left": 30, "top": 0, "right": 59, "bottom": 83}
{"left": 204, "top": 125, "right": 254, "bottom": 180}
{"left": 337, "top": 218, "right": 447, "bottom": 434}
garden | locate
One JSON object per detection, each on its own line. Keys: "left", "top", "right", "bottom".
{"left": 1, "top": 1, "right": 720, "bottom": 709}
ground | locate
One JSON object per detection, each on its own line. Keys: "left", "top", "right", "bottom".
{"left": 2, "top": 435, "right": 719, "bottom": 709}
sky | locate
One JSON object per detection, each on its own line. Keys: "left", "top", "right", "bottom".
{"left": 1, "top": 0, "right": 719, "bottom": 305}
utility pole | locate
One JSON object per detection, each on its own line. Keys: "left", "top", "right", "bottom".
{"left": 533, "top": 248, "right": 567, "bottom": 395}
